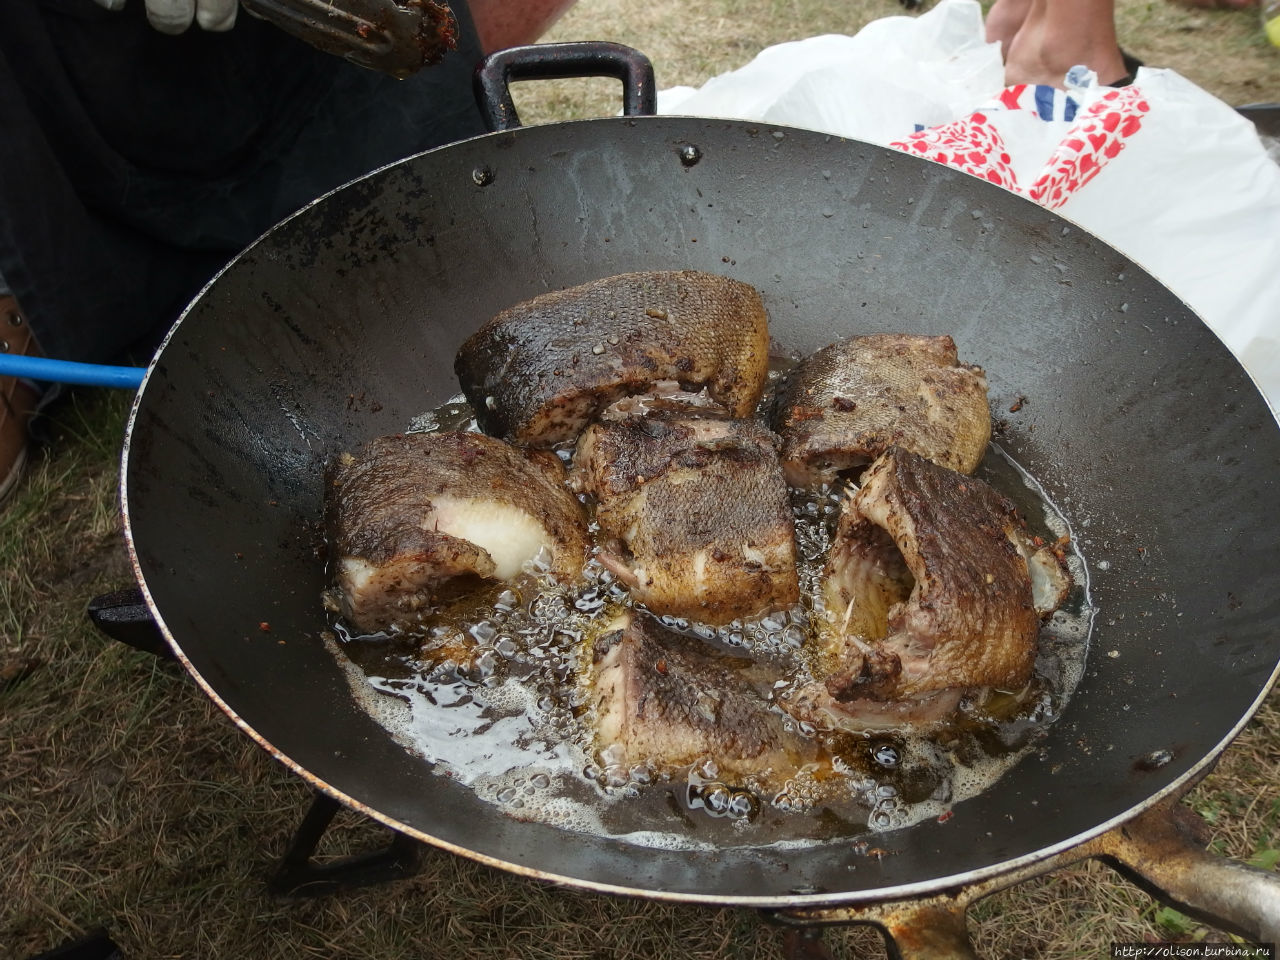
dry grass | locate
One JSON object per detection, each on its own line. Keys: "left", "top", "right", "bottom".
{"left": 4, "top": 2, "right": 1280, "bottom": 958}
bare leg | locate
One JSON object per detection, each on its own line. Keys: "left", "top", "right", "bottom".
{"left": 985, "top": 0, "right": 1034, "bottom": 57}
{"left": 1003, "top": 0, "right": 1128, "bottom": 88}
{"left": 467, "top": 0, "right": 578, "bottom": 53}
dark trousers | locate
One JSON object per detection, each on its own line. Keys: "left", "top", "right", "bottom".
{"left": 0, "top": 0, "right": 487, "bottom": 364}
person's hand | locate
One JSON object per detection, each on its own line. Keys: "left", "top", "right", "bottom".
{"left": 92, "top": 0, "right": 239, "bottom": 34}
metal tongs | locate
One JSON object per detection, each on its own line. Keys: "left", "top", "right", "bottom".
{"left": 239, "top": 0, "right": 458, "bottom": 78}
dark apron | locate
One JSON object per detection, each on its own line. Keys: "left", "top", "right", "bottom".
{"left": 0, "top": 0, "right": 487, "bottom": 365}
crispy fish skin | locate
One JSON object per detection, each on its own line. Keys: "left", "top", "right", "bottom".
{"left": 572, "top": 406, "right": 799, "bottom": 626}
{"left": 454, "top": 271, "right": 770, "bottom": 447}
{"left": 771, "top": 334, "right": 991, "bottom": 488}
{"left": 793, "top": 447, "right": 1069, "bottom": 730}
{"left": 589, "top": 611, "right": 817, "bottom": 787}
{"left": 325, "top": 431, "right": 588, "bottom": 632}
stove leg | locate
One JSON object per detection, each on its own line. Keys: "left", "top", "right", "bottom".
{"left": 1089, "top": 796, "right": 1280, "bottom": 945}
{"left": 780, "top": 927, "right": 836, "bottom": 960}
{"left": 768, "top": 901, "right": 978, "bottom": 960}
{"left": 23, "top": 929, "right": 123, "bottom": 960}
{"left": 762, "top": 778, "right": 1279, "bottom": 958}
{"left": 874, "top": 904, "right": 979, "bottom": 960}
{"left": 268, "top": 790, "right": 424, "bottom": 898}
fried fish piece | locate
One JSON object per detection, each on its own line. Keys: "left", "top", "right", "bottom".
{"left": 454, "top": 270, "right": 770, "bottom": 447}
{"left": 588, "top": 611, "right": 818, "bottom": 788}
{"left": 788, "top": 447, "right": 1069, "bottom": 731}
{"left": 572, "top": 403, "right": 799, "bottom": 625}
{"left": 771, "top": 334, "right": 991, "bottom": 488}
{"left": 325, "top": 431, "right": 588, "bottom": 633}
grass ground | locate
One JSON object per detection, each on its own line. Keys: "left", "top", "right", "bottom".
{"left": 3, "top": 2, "right": 1279, "bottom": 958}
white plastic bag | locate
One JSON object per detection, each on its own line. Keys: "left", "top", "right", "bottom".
{"left": 658, "top": 0, "right": 1005, "bottom": 143}
{"left": 1044, "top": 70, "right": 1280, "bottom": 401}
{"left": 657, "top": 0, "right": 1280, "bottom": 409}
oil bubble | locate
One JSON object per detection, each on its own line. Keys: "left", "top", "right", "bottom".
{"left": 473, "top": 650, "right": 497, "bottom": 679}
{"left": 469, "top": 621, "right": 497, "bottom": 644}
{"left": 727, "top": 791, "right": 758, "bottom": 820}
{"left": 872, "top": 743, "right": 900, "bottom": 768}
{"left": 704, "top": 784, "right": 733, "bottom": 815}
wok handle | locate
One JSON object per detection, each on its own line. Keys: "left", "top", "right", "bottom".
{"left": 473, "top": 41, "right": 656, "bottom": 132}
{"left": 87, "top": 587, "right": 174, "bottom": 660}
{"left": 1095, "top": 799, "right": 1280, "bottom": 944}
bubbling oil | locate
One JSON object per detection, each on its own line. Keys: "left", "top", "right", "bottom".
{"left": 324, "top": 397, "right": 1094, "bottom": 849}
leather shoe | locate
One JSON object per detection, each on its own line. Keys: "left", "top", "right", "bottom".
{"left": 0, "top": 296, "right": 42, "bottom": 504}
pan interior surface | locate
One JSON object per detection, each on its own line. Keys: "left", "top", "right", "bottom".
{"left": 123, "top": 116, "right": 1280, "bottom": 903}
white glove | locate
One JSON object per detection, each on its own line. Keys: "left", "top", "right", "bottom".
{"left": 92, "top": 0, "right": 239, "bottom": 35}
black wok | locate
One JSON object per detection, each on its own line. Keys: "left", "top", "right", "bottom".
{"left": 120, "top": 45, "right": 1280, "bottom": 915}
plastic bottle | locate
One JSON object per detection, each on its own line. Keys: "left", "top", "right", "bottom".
{"left": 1264, "top": 0, "right": 1280, "bottom": 48}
